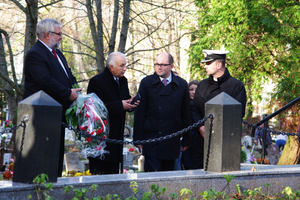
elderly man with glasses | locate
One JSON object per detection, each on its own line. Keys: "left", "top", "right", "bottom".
{"left": 133, "top": 52, "right": 191, "bottom": 172}
{"left": 190, "top": 49, "right": 247, "bottom": 169}
{"left": 23, "top": 18, "right": 81, "bottom": 177}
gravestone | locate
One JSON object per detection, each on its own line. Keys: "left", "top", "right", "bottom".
{"left": 13, "top": 91, "right": 62, "bottom": 183}
{"left": 267, "top": 144, "right": 280, "bottom": 165}
{"left": 3, "top": 153, "right": 12, "bottom": 165}
{"left": 65, "top": 152, "right": 81, "bottom": 172}
{"left": 204, "top": 92, "right": 242, "bottom": 172}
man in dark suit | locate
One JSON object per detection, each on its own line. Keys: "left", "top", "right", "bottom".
{"left": 87, "top": 52, "right": 138, "bottom": 174}
{"left": 23, "top": 18, "right": 81, "bottom": 176}
{"left": 133, "top": 52, "right": 191, "bottom": 172}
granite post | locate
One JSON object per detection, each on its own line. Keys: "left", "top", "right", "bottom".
{"left": 13, "top": 91, "right": 62, "bottom": 183}
{"left": 203, "top": 92, "right": 242, "bottom": 172}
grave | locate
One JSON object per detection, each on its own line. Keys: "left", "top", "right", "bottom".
{"left": 64, "top": 152, "right": 81, "bottom": 172}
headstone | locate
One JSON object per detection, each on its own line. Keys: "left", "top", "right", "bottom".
{"left": 204, "top": 92, "right": 242, "bottom": 172}
{"left": 267, "top": 144, "right": 280, "bottom": 165}
{"left": 13, "top": 91, "right": 62, "bottom": 183}
{"left": 3, "top": 153, "right": 12, "bottom": 165}
{"left": 65, "top": 152, "right": 81, "bottom": 172}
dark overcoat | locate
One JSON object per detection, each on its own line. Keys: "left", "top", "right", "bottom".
{"left": 191, "top": 68, "right": 247, "bottom": 169}
{"left": 87, "top": 67, "right": 131, "bottom": 163}
{"left": 133, "top": 72, "right": 191, "bottom": 160}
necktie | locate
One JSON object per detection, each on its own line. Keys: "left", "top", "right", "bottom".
{"left": 52, "top": 49, "right": 58, "bottom": 61}
{"left": 162, "top": 78, "right": 167, "bottom": 86}
{"left": 115, "top": 78, "right": 120, "bottom": 88}
{"left": 52, "top": 49, "right": 69, "bottom": 78}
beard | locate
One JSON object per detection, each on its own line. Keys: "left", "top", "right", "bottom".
{"left": 49, "top": 37, "right": 60, "bottom": 49}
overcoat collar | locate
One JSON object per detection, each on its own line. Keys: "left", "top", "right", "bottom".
{"left": 150, "top": 71, "right": 180, "bottom": 86}
{"left": 208, "top": 68, "right": 231, "bottom": 85}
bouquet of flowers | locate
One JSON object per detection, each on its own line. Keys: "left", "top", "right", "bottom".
{"left": 5, "top": 120, "right": 13, "bottom": 128}
{"left": 66, "top": 90, "right": 110, "bottom": 159}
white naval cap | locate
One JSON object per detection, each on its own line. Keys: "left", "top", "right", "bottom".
{"left": 201, "top": 49, "right": 230, "bottom": 63}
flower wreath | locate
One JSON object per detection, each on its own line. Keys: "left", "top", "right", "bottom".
{"left": 66, "top": 91, "right": 110, "bottom": 159}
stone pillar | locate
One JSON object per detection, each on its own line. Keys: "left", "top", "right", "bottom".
{"left": 13, "top": 91, "right": 62, "bottom": 183}
{"left": 203, "top": 92, "right": 242, "bottom": 172}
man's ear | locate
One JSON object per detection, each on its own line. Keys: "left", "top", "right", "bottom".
{"left": 170, "top": 63, "right": 174, "bottom": 70}
{"left": 44, "top": 32, "right": 51, "bottom": 39}
{"left": 216, "top": 61, "right": 222, "bottom": 69}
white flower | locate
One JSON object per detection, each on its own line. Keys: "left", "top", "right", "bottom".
{"left": 1, "top": 133, "right": 8, "bottom": 139}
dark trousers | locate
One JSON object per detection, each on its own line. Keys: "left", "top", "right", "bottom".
{"left": 191, "top": 132, "right": 204, "bottom": 169}
{"left": 89, "top": 157, "right": 120, "bottom": 174}
{"left": 144, "top": 156, "right": 175, "bottom": 172}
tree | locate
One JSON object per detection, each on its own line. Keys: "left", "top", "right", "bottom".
{"left": 188, "top": 0, "right": 300, "bottom": 120}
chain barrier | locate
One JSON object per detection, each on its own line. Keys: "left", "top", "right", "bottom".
{"left": 242, "top": 119, "right": 300, "bottom": 137}
{"left": 0, "top": 116, "right": 28, "bottom": 136}
{"left": 0, "top": 116, "right": 28, "bottom": 156}
{"left": 62, "top": 114, "right": 214, "bottom": 145}
{"left": 204, "top": 115, "right": 214, "bottom": 171}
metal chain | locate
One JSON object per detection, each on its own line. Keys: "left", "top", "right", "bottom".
{"left": 62, "top": 114, "right": 214, "bottom": 145}
{"left": 0, "top": 116, "right": 28, "bottom": 136}
{"left": 205, "top": 115, "right": 214, "bottom": 171}
{"left": 242, "top": 119, "right": 300, "bottom": 136}
{"left": 19, "top": 116, "right": 28, "bottom": 157}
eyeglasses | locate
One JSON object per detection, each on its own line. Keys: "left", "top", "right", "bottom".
{"left": 154, "top": 63, "right": 171, "bottom": 68}
{"left": 49, "top": 31, "right": 63, "bottom": 36}
{"left": 205, "top": 60, "right": 215, "bottom": 65}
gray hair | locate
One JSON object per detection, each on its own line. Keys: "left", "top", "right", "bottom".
{"left": 36, "top": 18, "right": 62, "bottom": 39}
{"left": 106, "top": 52, "right": 126, "bottom": 68}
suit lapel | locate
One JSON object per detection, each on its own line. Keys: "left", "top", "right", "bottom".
{"left": 55, "top": 49, "right": 72, "bottom": 84}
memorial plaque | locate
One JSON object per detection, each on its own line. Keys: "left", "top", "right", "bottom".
{"left": 3, "top": 153, "right": 12, "bottom": 165}
{"left": 65, "top": 152, "right": 81, "bottom": 172}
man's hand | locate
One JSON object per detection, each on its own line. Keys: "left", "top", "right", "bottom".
{"left": 199, "top": 126, "right": 205, "bottom": 138}
{"left": 69, "top": 88, "right": 82, "bottom": 101}
{"left": 181, "top": 146, "right": 188, "bottom": 152}
{"left": 122, "top": 99, "right": 138, "bottom": 110}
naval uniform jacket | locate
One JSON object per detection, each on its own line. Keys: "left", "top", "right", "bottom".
{"left": 191, "top": 68, "right": 247, "bottom": 128}
{"left": 133, "top": 72, "right": 191, "bottom": 160}
{"left": 87, "top": 67, "right": 131, "bottom": 163}
{"left": 23, "top": 40, "right": 77, "bottom": 117}
{"left": 190, "top": 68, "right": 246, "bottom": 169}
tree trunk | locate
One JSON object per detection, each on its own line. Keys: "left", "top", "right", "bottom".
{"left": 21, "top": 1, "right": 38, "bottom": 86}
{"left": 0, "top": 32, "right": 18, "bottom": 146}
{"left": 86, "top": 0, "right": 104, "bottom": 73}
{"left": 277, "top": 136, "right": 300, "bottom": 165}
{"left": 95, "top": 0, "right": 105, "bottom": 72}
{"left": 118, "top": 0, "right": 131, "bottom": 53}
{"left": 109, "top": 0, "right": 119, "bottom": 54}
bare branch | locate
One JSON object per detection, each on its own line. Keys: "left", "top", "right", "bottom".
{"left": 0, "top": 28, "right": 18, "bottom": 85}
{"left": 38, "top": 0, "right": 64, "bottom": 9}
{"left": 0, "top": 71, "right": 23, "bottom": 96}
{"left": 62, "top": 50, "right": 96, "bottom": 60}
{"left": 11, "top": 0, "right": 26, "bottom": 13}
{"left": 125, "top": 11, "right": 173, "bottom": 54}
{"left": 126, "top": 32, "right": 192, "bottom": 56}
{"left": 63, "top": 33, "right": 100, "bottom": 55}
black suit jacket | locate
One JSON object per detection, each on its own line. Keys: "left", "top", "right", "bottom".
{"left": 23, "top": 40, "right": 77, "bottom": 116}
{"left": 87, "top": 67, "right": 131, "bottom": 163}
